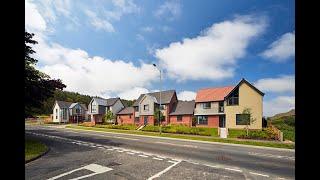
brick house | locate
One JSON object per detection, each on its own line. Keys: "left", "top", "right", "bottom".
{"left": 169, "top": 100, "right": 195, "bottom": 127}
{"left": 194, "top": 78, "right": 264, "bottom": 129}
{"left": 132, "top": 90, "right": 178, "bottom": 126}
{"left": 116, "top": 107, "right": 136, "bottom": 125}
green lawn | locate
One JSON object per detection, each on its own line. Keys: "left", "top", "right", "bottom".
{"left": 25, "top": 139, "right": 48, "bottom": 162}
{"left": 270, "top": 116, "right": 295, "bottom": 142}
{"left": 66, "top": 125, "right": 294, "bottom": 149}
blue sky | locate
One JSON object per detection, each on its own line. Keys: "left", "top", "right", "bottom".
{"left": 25, "top": 0, "right": 295, "bottom": 116}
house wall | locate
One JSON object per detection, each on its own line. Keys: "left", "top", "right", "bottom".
{"left": 194, "top": 101, "right": 222, "bottom": 115}
{"left": 139, "top": 95, "right": 155, "bottom": 116}
{"left": 166, "top": 93, "right": 178, "bottom": 124}
{"left": 224, "top": 83, "right": 263, "bottom": 129}
{"left": 196, "top": 115, "right": 219, "bottom": 128}
{"left": 169, "top": 115, "right": 192, "bottom": 127}
{"left": 89, "top": 100, "right": 99, "bottom": 114}
{"left": 53, "top": 103, "right": 60, "bottom": 122}
{"left": 111, "top": 100, "right": 125, "bottom": 114}
{"left": 117, "top": 114, "right": 134, "bottom": 125}
{"left": 139, "top": 115, "right": 154, "bottom": 125}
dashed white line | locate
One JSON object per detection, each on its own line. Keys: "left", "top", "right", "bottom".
{"left": 138, "top": 154, "right": 149, "bottom": 158}
{"left": 249, "top": 172, "right": 270, "bottom": 177}
{"left": 152, "top": 157, "right": 163, "bottom": 161}
{"left": 126, "top": 152, "right": 135, "bottom": 155}
{"left": 168, "top": 160, "right": 178, "bottom": 163}
{"left": 90, "top": 145, "right": 97, "bottom": 148}
{"left": 224, "top": 167, "right": 243, "bottom": 172}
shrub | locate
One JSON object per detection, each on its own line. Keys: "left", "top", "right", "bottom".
{"left": 94, "top": 124, "right": 137, "bottom": 130}
{"left": 79, "top": 122, "right": 95, "bottom": 127}
{"left": 141, "top": 125, "right": 218, "bottom": 137}
{"left": 231, "top": 128, "right": 277, "bottom": 140}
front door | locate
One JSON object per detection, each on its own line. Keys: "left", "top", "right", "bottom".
{"left": 219, "top": 115, "right": 226, "bottom": 128}
{"left": 144, "top": 116, "right": 148, "bottom": 125}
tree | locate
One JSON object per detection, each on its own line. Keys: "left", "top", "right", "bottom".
{"left": 154, "top": 108, "right": 165, "bottom": 125}
{"left": 103, "top": 110, "right": 116, "bottom": 124}
{"left": 239, "top": 108, "right": 256, "bottom": 136}
{"left": 25, "top": 32, "right": 66, "bottom": 117}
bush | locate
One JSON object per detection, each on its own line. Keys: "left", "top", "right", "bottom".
{"left": 94, "top": 124, "right": 137, "bottom": 130}
{"left": 229, "top": 128, "right": 277, "bottom": 140}
{"left": 141, "top": 125, "right": 218, "bottom": 137}
{"left": 79, "top": 122, "right": 95, "bottom": 127}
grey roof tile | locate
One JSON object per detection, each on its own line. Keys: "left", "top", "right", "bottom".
{"left": 170, "top": 100, "right": 195, "bottom": 115}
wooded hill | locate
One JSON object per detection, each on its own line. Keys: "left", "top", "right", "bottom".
{"left": 36, "top": 90, "right": 135, "bottom": 115}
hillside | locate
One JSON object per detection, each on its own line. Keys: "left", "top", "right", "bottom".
{"left": 269, "top": 109, "right": 295, "bottom": 142}
{"left": 36, "top": 90, "right": 135, "bottom": 115}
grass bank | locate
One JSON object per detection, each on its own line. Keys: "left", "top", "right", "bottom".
{"left": 66, "top": 125, "right": 294, "bottom": 149}
{"left": 25, "top": 139, "right": 48, "bottom": 162}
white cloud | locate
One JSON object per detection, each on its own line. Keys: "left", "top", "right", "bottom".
{"left": 254, "top": 75, "right": 295, "bottom": 93}
{"left": 177, "top": 91, "right": 196, "bottom": 101}
{"left": 104, "top": 0, "right": 140, "bottom": 21}
{"left": 261, "top": 31, "right": 295, "bottom": 62}
{"left": 32, "top": 36, "right": 158, "bottom": 98}
{"left": 264, "top": 96, "right": 295, "bottom": 117}
{"left": 154, "top": 0, "right": 181, "bottom": 21}
{"left": 25, "top": 0, "right": 47, "bottom": 32}
{"left": 117, "top": 87, "right": 149, "bottom": 100}
{"left": 85, "top": 10, "right": 115, "bottom": 32}
{"left": 136, "top": 34, "right": 145, "bottom": 41}
{"left": 155, "top": 15, "right": 266, "bottom": 81}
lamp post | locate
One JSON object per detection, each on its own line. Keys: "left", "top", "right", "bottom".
{"left": 153, "top": 63, "right": 162, "bottom": 135}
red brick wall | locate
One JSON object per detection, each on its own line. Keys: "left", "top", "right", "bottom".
{"left": 117, "top": 114, "right": 134, "bottom": 125}
{"left": 139, "top": 115, "right": 154, "bottom": 125}
{"left": 196, "top": 115, "right": 219, "bottom": 128}
{"left": 169, "top": 115, "right": 192, "bottom": 127}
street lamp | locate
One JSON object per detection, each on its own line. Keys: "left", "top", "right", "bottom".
{"left": 153, "top": 63, "right": 162, "bottom": 135}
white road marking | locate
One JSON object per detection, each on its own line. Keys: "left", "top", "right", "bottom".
{"left": 203, "top": 164, "right": 220, "bottom": 169}
{"left": 98, "top": 147, "right": 104, "bottom": 149}
{"left": 147, "top": 160, "right": 181, "bottom": 180}
{"left": 248, "top": 152, "right": 295, "bottom": 160}
{"left": 155, "top": 141, "right": 198, "bottom": 148}
{"left": 117, "top": 150, "right": 124, "bottom": 152}
{"left": 249, "top": 172, "right": 270, "bottom": 177}
{"left": 224, "top": 168, "right": 243, "bottom": 172}
{"left": 138, "top": 154, "right": 149, "bottom": 158}
{"left": 152, "top": 157, "right": 163, "bottom": 161}
{"left": 126, "top": 152, "right": 135, "bottom": 155}
{"left": 47, "top": 163, "right": 112, "bottom": 180}
{"left": 90, "top": 145, "right": 97, "bottom": 147}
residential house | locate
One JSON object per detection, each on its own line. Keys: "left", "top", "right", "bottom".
{"left": 169, "top": 100, "right": 195, "bottom": 127}
{"left": 132, "top": 90, "right": 178, "bottom": 125}
{"left": 88, "top": 97, "right": 125, "bottom": 124}
{"left": 52, "top": 101, "right": 88, "bottom": 123}
{"left": 194, "top": 78, "right": 264, "bottom": 129}
{"left": 69, "top": 103, "right": 88, "bottom": 123}
{"left": 116, "top": 107, "right": 136, "bottom": 125}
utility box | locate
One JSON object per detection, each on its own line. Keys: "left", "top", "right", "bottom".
{"left": 220, "top": 128, "right": 227, "bottom": 138}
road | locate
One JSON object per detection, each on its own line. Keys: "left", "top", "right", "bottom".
{"left": 25, "top": 125, "right": 295, "bottom": 179}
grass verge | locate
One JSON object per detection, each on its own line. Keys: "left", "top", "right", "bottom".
{"left": 66, "top": 125, "right": 294, "bottom": 149}
{"left": 25, "top": 139, "right": 48, "bottom": 162}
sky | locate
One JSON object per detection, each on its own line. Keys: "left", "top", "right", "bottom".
{"left": 25, "top": 0, "right": 295, "bottom": 117}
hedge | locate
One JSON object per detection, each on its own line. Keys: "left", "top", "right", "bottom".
{"left": 228, "top": 128, "right": 277, "bottom": 140}
{"left": 141, "top": 125, "right": 218, "bottom": 137}
{"left": 94, "top": 124, "right": 137, "bottom": 130}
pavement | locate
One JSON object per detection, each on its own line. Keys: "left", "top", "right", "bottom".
{"left": 25, "top": 125, "right": 295, "bottom": 179}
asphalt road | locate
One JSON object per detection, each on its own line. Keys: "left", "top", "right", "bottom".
{"left": 25, "top": 125, "right": 295, "bottom": 179}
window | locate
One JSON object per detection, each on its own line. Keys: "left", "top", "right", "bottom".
{"left": 219, "top": 102, "right": 224, "bottom": 113}
{"left": 91, "top": 104, "right": 97, "bottom": 113}
{"left": 62, "top": 109, "right": 67, "bottom": 119}
{"left": 144, "top": 104, "right": 149, "bottom": 111}
{"left": 134, "top": 106, "right": 139, "bottom": 112}
{"left": 236, "top": 114, "right": 250, "bottom": 125}
{"left": 160, "top": 105, "right": 165, "bottom": 110}
{"left": 197, "top": 116, "right": 208, "bottom": 125}
{"left": 177, "top": 115, "right": 182, "bottom": 121}
{"left": 202, "top": 102, "right": 211, "bottom": 109}
{"left": 76, "top": 108, "right": 80, "bottom": 114}
{"left": 55, "top": 109, "right": 58, "bottom": 119}
{"left": 227, "top": 88, "right": 239, "bottom": 105}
